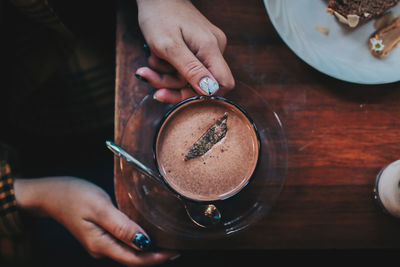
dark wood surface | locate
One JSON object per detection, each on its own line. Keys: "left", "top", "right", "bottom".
{"left": 114, "top": 0, "right": 400, "bottom": 249}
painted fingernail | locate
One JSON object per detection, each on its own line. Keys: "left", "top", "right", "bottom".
{"left": 143, "top": 44, "right": 151, "bottom": 57}
{"left": 199, "top": 77, "right": 219, "bottom": 95}
{"left": 135, "top": 73, "right": 148, "bottom": 82}
{"left": 153, "top": 93, "right": 165, "bottom": 103}
{"left": 132, "top": 232, "right": 151, "bottom": 250}
{"left": 153, "top": 93, "right": 159, "bottom": 102}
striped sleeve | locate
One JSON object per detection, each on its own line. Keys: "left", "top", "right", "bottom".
{"left": 0, "top": 162, "right": 23, "bottom": 236}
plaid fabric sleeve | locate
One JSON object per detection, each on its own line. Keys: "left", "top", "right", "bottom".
{"left": 0, "top": 162, "right": 31, "bottom": 264}
{"left": 0, "top": 162, "right": 23, "bottom": 236}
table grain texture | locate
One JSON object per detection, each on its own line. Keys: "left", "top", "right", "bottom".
{"left": 114, "top": 0, "right": 400, "bottom": 249}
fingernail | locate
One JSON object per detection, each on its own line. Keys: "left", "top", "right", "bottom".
{"left": 153, "top": 93, "right": 159, "bottom": 101}
{"left": 143, "top": 44, "right": 151, "bottom": 57}
{"left": 153, "top": 93, "right": 164, "bottom": 103}
{"left": 199, "top": 77, "right": 219, "bottom": 95}
{"left": 132, "top": 232, "right": 151, "bottom": 250}
{"left": 135, "top": 73, "right": 148, "bottom": 82}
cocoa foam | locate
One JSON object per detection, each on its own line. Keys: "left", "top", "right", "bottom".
{"left": 156, "top": 98, "right": 259, "bottom": 202}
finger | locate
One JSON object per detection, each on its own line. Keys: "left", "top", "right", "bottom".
{"left": 92, "top": 230, "right": 176, "bottom": 267}
{"left": 156, "top": 40, "right": 220, "bottom": 96}
{"left": 148, "top": 54, "right": 176, "bottom": 73}
{"left": 136, "top": 67, "right": 187, "bottom": 89}
{"left": 98, "top": 203, "right": 152, "bottom": 251}
{"left": 197, "top": 46, "right": 235, "bottom": 92}
{"left": 153, "top": 88, "right": 197, "bottom": 105}
{"left": 211, "top": 27, "right": 228, "bottom": 53}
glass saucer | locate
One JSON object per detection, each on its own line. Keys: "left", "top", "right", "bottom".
{"left": 119, "top": 86, "right": 288, "bottom": 240}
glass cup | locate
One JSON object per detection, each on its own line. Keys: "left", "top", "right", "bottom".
{"left": 119, "top": 86, "right": 287, "bottom": 239}
{"left": 374, "top": 160, "right": 400, "bottom": 218}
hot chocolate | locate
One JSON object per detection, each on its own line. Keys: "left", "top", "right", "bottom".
{"left": 155, "top": 97, "right": 259, "bottom": 202}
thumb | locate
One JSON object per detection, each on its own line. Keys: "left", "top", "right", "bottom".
{"left": 160, "top": 42, "right": 220, "bottom": 95}
{"left": 100, "top": 204, "right": 152, "bottom": 251}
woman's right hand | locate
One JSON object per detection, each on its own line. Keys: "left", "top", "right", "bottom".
{"left": 14, "top": 177, "right": 177, "bottom": 266}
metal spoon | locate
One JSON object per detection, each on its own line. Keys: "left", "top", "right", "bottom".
{"left": 106, "top": 140, "right": 221, "bottom": 228}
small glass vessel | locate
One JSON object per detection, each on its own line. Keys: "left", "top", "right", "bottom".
{"left": 374, "top": 160, "right": 400, "bottom": 218}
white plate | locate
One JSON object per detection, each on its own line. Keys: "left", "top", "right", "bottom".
{"left": 264, "top": 0, "right": 400, "bottom": 84}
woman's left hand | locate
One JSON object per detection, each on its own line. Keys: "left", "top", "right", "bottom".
{"left": 136, "top": 0, "right": 235, "bottom": 104}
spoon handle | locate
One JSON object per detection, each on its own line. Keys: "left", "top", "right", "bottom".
{"left": 105, "top": 140, "right": 162, "bottom": 183}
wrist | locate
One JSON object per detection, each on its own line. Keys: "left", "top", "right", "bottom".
{"left": 14, "top": 178, "right": 48, "bottom": 217}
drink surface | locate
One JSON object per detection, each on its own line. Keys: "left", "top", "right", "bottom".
{"left": 156, "top": 99, "right": 259, "bottom": 202}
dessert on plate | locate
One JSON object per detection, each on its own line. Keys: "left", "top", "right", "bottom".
{"left": 327, "top": 0, "right": 399, "bottom": 28}
{"left": 369, "top": 16, "right": 400, "bottom": 56}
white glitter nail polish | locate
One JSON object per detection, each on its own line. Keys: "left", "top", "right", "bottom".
{"left": 199, "top": 77, "right": 219, "bottom": 95}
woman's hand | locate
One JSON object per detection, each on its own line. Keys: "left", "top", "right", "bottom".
{"left": 136, "top": 0, "right": 235, "bottom": 104}
{"left": 14, "top": 177, "right": 177, "bottom": 266}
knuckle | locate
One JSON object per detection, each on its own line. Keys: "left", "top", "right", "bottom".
{"left": 183, "top": 60, "right": 206, "bottom": 80}
{"left": 90, "top": 197, "right": 112, "bottom": 218}
{"left": 113, "top": 222, "right": 132, "bottom": 241}
{"left": 91, "top": 202, "right": 109, "bottom": 219}
{"left": 211, "top": 27, "right": 227, "bottom": 49}
{"left": 216, "top": 30, "right": 227, "bottom": 49}
{"left": 85, "top": 239, "right": 101, "bottom": 256}
{"left": 200, "top": 35, "right": 219, "bottom": 50}
{"left": 154, "top": 38, "right": 180, "bottom": 57}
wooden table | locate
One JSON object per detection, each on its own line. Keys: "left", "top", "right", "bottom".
{"left": 114, "top": 0, "right": 400, "bottom": 249}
